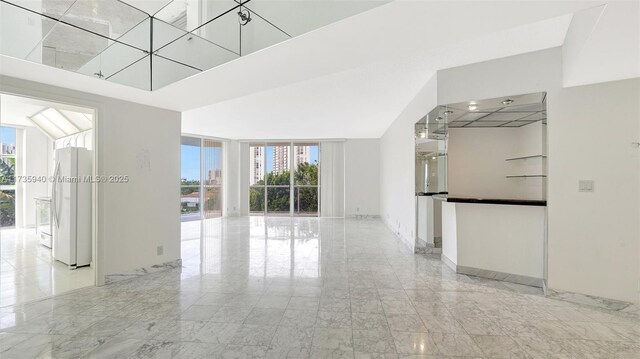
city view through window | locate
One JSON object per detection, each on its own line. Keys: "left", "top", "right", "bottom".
{"left": 180, "top": 137, "right": 223, "bottom": 221}
{"left": 250, "top": 143, "right": 319, "bottom": 216}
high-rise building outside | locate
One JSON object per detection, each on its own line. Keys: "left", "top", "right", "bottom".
{"left": 294, "top": 145, "right": 310, "bottom": 166}
{"left": 273, "top": 146, "right": 289, "bottom": 174}
{"left": 249, "top": 146, "right": 264, "bottom": 185}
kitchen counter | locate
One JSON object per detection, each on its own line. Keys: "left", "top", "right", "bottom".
{"left": 441, "top": 199, "right": 546, "bottom": 287}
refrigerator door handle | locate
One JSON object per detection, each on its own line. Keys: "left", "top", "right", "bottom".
{"left": 53, "top": 161, "right": 61, "bottom": 228}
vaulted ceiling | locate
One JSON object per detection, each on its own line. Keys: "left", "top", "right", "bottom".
{"left": 1, "top": 1, "right": 638, "bottom": 139}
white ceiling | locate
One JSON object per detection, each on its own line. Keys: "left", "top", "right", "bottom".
{"left": 0, "top": 94, "right": 45, "bottom": 127}
{"left": 2, "top": 0, "right": 638, "bottom": 139}
{"left": 0, "top": 94, "right": 94, "bottom": 128}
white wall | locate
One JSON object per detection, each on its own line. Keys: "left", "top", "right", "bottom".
{"left": 454, "top": 203, "right": 545, "bottom": 280}
{"left": 20, "top": 126, "right": 51, "bottom": 227}
{"left": 448, "top": 123, "right": 545, "bottom": 201}
{"left": 547, "top": 78, "right": 640, "bottom": 303}
{"left": 99, "top": 100, "right": 181, "bottom": 277}
{"left": 380, "top": 73, "right": 437, "bottom": 250}
{"left": 1, "top": 75, "right": 181, "bottom": 284}
{"left": 344, "top": 139, "right": 380, "bottom": 217}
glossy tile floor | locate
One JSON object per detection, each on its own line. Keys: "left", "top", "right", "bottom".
{"left": 1, "top": 217, "right": 639, "bottom": 358}
{"left": 0, "top": 228, "right": 94, "bottom": 307}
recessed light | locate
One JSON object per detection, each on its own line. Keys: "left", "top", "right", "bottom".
{"left": 431, "top": 156, "right": 436, "bottom": 160}
{"left": 502, "top": 99, "right": 514, "bottom": 105}
{"left": 444, "top": 110, "right": 453, "bottom": 115}
{"left": 436, "top": 117, "right": 443, "bottom": 121}
{"left": 468, "top": 104, "right": 478, "bottom": 111}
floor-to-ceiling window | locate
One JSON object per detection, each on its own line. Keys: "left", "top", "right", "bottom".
{"left": 0, "top": 127, "right": 16, "bottom": 227}
{"left": 249, "top": 143, "right": 266, "bottom": 214}
{"left": 180, "top": 137, "right": 201, "bottom": 221}
{"left": 266, "top": 143, "right": 291, "bottom": 215}
{"left": 202, "top": 139, "right": 223, "bottom": 218}
{"left": 293, "top": 143, "right": 319, "bottom": 216}
{"left": 181, "top": 136, "right": 224, "bottom": 221}
{"left": 249, "top": 142, "right": 320, "bottom": 216}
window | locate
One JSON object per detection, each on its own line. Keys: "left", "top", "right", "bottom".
{"left": 0, "top": 127, "right": 16, "bottom": 227}
{"left": 249, "top": 142, "right": 320, "bottom": 216}
{"left": 180, "top": 136, "right": 224, "bottom": 221}
{"left": 180, "top": 137, "right": 201, "bottom": 221}
{"left": 249, "top": 144, "right": 265, "bottom": 214}
{"left": 293, "top": 143, "right": 319, "bottom": 216}
{"left": 202, "top": 139, "right": 223, "bottom": 218}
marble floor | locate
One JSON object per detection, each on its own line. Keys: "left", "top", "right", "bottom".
{"left": 0, "top": 228, "right": 94, "bottom": 307}
{"left": 1, "top": 217, "right": 639, "bottom": 358}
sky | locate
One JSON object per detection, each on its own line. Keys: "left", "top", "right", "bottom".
{"left": 1, "top": 127, "right": 15, "bottom": 145}
{"left": 182, "top": 143, "right": 319, "bottom": 182}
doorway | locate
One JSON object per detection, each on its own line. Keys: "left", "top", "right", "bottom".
{"left": 0, "top": 93, "right": 96, "bottom": 307}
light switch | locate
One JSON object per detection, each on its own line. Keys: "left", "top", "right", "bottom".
{"left": 579, "top": 180, "right": 594, "bottom": 192}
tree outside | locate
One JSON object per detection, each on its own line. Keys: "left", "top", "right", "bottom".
{"left": 0, "top": 158, "right": 15, "bottom": 227}
{"left": 250, "top": 161, "right": 319, "bottom": 214}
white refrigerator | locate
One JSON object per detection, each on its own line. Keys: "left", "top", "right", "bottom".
{"left": 52, "top": 147, "right": 92, "bottom": 269}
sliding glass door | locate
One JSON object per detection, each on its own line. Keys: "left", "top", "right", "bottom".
{"left": 181, "top": 136, "right": 223, "bottom": 221}
{"left": 249, "top": 142, "right": 319, "bottom": 216}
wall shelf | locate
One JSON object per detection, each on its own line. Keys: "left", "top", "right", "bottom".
{"left": 505, "top": 155, "right": 547, "bottom": 161}
{"left": 506, "top": 175, "right": 547, "bottom": 178}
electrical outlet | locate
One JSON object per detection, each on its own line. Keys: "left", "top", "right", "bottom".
{"left": 578, "top": 180, "right": 594, "bottom": 192}
{"left": 157, "top": 246, "right": 163, "bottom": 256}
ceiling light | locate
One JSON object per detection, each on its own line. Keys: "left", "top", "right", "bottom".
{"left": 431, "top": 156, "right": 436, "bottom": 160}
{"left": 444, "top": 110, "right": 453, "bottom": 115}
{"left": 436, "top": 117, "right": 443, "bottom": 121}
{"left": 502, "top": 99, "right": 514, "bottom": 105}
{"left": 468, "top": 104, "right": 478, "bottom": 111}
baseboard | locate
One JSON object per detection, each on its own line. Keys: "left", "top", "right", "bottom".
{"left": 441, "top": 256, "right": 543, "bottom": 288}
{"left": 346, "top": 214, "right": 381, "bottom": 219}
{"left": 415, "top": 240, "right": 442, "bottom": 254}
{"left": 104, "top": 258, "right": 182, "bottom": 284}
{"left": 382, "top": 217, "right": 414, "bottom": 252}
{"left": 456, "top": 265, "right": 543, "bottom": 288}
{"left": 441, "top": 254, "right": 457, "bottom": 272}
{"left": 545, "top": 287, "right": 639, "bottom": 313}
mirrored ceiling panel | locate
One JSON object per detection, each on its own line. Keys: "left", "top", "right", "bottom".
{"left": 26, "top": 20, "right": 114, "bottom": 72}
{"left": 154, "top": 0, "right": 239, "bottom": 32}
{"left": 419, "top": 92, "right": 547, "bottom": 137}
{"left": 155, "top": 30, "right": 239, "bottom": 71}
{"left": 6, "top": 0, "right": 77, "bottom": 19}
{"left": 120, "top": 0, "right": 174, "bottom": 16}
{"left": 0, "top": 0, "right": 391, "bottom": 90}
{"left": 244, "top": 0, "right": 389, "bottom": 37}
{"left": 59, "top": 0, "right": 149, "bottom": 43}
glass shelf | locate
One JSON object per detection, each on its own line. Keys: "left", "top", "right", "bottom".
{"left": 505, "top": 155, "right": 547, "bottom": 161}
{"left": 506, "top": 175, "right": 547, "bottom": 178}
